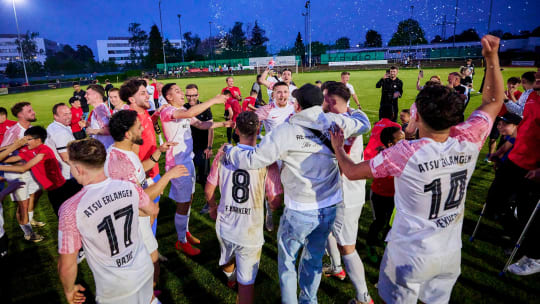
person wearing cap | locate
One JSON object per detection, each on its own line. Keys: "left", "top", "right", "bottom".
{"left": 223, "top": 83, "right": 370, "bottom": 303}
{"left": 488, "top": 112, "right": 521, "bottom": 165}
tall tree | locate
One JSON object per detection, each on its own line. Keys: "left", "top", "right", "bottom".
{"left": 75, "top": 45, "right": 95, "bottom": 63}
{"left": 248, "top": 21, "right": 269, "bottom": 57}
{"left": 334, "top": 37, "right": 350, "bottom": 49}
{"left": 388, "top": 19, "right": 427, "bottom": 46}
{"left": 310, "top": 41, "right": 328, "bottom": 56}
{"left": 293, "top": 32, "right": 306, "bottom": 57}
{"left": 15, "top": 31, "right": 43, "bottom": 62}
{"left": 445, "top": 28, "right": 480, "bottom": 43}
{"left": 431, "top": 35, "right": 444, "bottom": 43}
{"left": 183, "top": 32, "right": 202, "bottom": 61}
{"left": 226, "top": 22, "right": 247, "bottom": 58}
{"left": 147, "top": 24, "right": 164, "bottom": 67}
{"left": 365, "top": 30, "right": 382, "bottom": 47}
{"left": 128, "top": 23, "right": 148, "bottom": 63}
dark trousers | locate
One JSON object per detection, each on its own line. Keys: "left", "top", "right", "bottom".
{"left": 485, "top": 159, "right": 540, "bottom": 258}
{"left": 48, "top": 178, "right": 83, "bottom": 216}
{"left": 0, "top": 234, "right": 12, "bottom": 303}
{"left": 193, "top": 149, "right": 210, "bottom": 187}
{"left": 367, "top": 191, "right": 395, "bottom": 246}
{"left": 379, "top": 100, "right": 398, "bottom": 122}
{"left": 226, "top": 127, "right": 239, "bottom": 144}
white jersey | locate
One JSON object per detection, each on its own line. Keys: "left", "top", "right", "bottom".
{"left": 369, "top": 110, "right": 492, "bottom": 256}
{"left": 46, "top": 121, "right": 75, "bottom": 180}
{"left": 345, "top": 83, "right": 356, "bottom": 107}
{"left": 160, "top": 105, "right": 197, "bottom": 169}
{"left": 1, "top": 122, "right": 28, "bottom": 181}
{"left": 341, "top": 110, "right": 365, "bottom": 208}
{"left": 255, "top": 101, "right": 295, "bottom": 134}
{"left": 105, "top": 147, "right": 146, "bottom": 186}
{"left": 207, "top": 146, "right": 283, "bottom": 247}
{"left": 89, "top": 103, "right": 114, "bottom": 149}
{"left": 58, "top": 178, "right": 153, "bottom": 301}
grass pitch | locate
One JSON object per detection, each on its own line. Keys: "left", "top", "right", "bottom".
{"left": 0, "top": 67, "right": 538, "bottom": 303}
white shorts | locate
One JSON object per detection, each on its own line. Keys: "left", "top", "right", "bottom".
{"left": 378, "top": 244, "right": 461, "bottom": 304}
{"left": 332, "top": 204, "right": 363, "bottom": 246}
{"left": 139, "top": 216, "right": 158, "bottom": 254}
{"left": 169, "top": 161, "right": 195, "bottom": 203}
{"left": 217, "top": 235, "right": 262, "bottom": 285}
{"left": 96, "top": 275, "right": 153, "bottom": 304}
{"left": 5, "top": 171, "right": 40, "bottom": 202}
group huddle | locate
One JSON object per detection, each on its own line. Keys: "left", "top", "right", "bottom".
{"left": 0, "top": 35, "right": 534, "bottom": 304}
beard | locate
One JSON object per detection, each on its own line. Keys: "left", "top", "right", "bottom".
{"left": 28, "top": 117, "right": 37, "bottom": 122}
{"left": 133, "top": 137, "right": 144, "bottom": 145}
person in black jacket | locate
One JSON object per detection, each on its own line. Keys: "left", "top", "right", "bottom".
{"left": 376, "top": 66, "right": 403, "bottom": 122}
{"left": 72, "top": 82, "right": 89, "bottom": 120}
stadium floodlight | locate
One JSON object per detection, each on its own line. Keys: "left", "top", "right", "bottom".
{"left": 10, "top": 0, "right": 29, "bottom": 85}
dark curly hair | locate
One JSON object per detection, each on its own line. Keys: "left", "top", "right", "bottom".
{"left": 109, "top": 110, "right": 138, "bottom": 142}
{"left": 236, "top": 111, "right": 259, "bottom": 137}
{"left": 416, "top": 85, "right": 464, "bottom": 131}
{"left": 119, "top": 79, "right": 146, "bottom": 103}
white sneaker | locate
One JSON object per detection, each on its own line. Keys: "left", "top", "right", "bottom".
{"left": 30, "top": 219, "right": 46, "bottom": 227}
{"left": 508, "top": 256, "right": 540, "bottom": 275}
{"left": 24, "top": 233, "right": 44, "bottom": 243}
{"left": 265, "top": 210, "right": 274, "bottom": 232}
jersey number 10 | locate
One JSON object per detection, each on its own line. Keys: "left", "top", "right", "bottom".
{"left": 424, "top": 169, "right": 468, "bottom": 220}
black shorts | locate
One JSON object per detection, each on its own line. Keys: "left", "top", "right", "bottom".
{"left": 0, "top": 234, "right": 7, "bottom": 259}
{"left": 489, "top": 117, "right": 501, "bottom": 140}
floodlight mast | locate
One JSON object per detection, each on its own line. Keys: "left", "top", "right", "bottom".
{"left": 12, "top": 0, "right": 29, "bottom": 85}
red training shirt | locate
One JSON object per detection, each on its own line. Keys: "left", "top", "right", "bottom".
{"left": 0, "top": 119, "right": 17, "bottom": 144}
{"left": 18, "top": 144, "right": 66, "bottom": 190}
{"left": 70, "top": 107, "right": 83, "bottom": 133}
{"left": 222, "top": 86, "right": 242, "bottom": 100}
{"left": 151, "top": 83, "right": 159, "bottom": 99}
{"left": 363, "top": 118, "right": 402, "bottom": 160}
{"left": 136, "top": 110, "right": 159, "bottom": 178}
{"left": 225, "top": 98, "right": 241, "bottom": 122}
{"left": 242, "top": 97, "right": 257, "bottom": 112}
{"left": 499, "top": 90, "right": 522, "bottom": 117}
{"left": 508, "top": 91, "right": 540, "bottom": 170}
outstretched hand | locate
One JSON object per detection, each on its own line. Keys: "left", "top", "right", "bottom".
{"left": 158, "top": 141, "right": 178, "bottom": 152}
{"left": 330, "top": 126, "right": 345, "bottom": 151}
{"left": 481, "top": 35, "right": 500, "bottom": 59}
{"left": 65, "top": 284, "right": 86, "bottom": 304}
{"left": 168, "top": 165, "right": 190, "bottom": 179}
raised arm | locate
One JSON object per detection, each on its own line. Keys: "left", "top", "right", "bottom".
{"left": 258, "top": 68, "right": 274, "bottom": 89}
{"left": 476, "top": 35, "right": 505, "bottom": 121}
{"left": 172, "top": 95, "right": 227, "bottom": 119}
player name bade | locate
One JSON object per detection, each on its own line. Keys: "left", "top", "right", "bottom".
{"left": 417, "top": 154, "right": 473, "bottom": 173}
{"left": 83, "top": 189, "right": 134, "bottom": 218}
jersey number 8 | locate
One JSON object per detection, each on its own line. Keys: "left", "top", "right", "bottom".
{"left": 232, "top": 169, "right": 250, "bottom": 204}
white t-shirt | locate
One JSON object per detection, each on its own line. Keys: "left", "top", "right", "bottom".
{"left": 58, "top": 178, "right": 153, "bottom": 301}
{"left": 46, "top": 121, "right": 75, "bottom": 180}
{"left": 369, "top": 110, "right": 492, "bottom": 256}
{"left": 207, "top": 146, "right": 283, "bottom": 247}
{"left": 255, "top": 101, "right": 295, "bottom": 134}
{"left": 105, "top": 147, "right": 146, "bottom": 186}
{"left": 341, "top": 111, "right": 365, "bottom": 208}
{"left": 160, "top": 106, "right": 198, "bottom": 169}
{"left": 345, "top": 83, "right": 356, "bottom": 107}
{"left": 89, "top": 103, "right": 114, "bottom": 150}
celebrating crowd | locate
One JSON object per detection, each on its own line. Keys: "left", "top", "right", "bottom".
{"left": 0, "top": 35, "right": 538, "bottom": 304}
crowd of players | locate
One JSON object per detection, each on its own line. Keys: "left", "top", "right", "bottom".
{"left": 0, "top": 35, "right": 538, "bottom": 304}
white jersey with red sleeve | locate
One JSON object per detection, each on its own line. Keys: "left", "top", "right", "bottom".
{"left": 89, "top": 103, "right": 114, "bottom": 149}
{"left": 105, "top": 147, "right": 146, "bottom": 186}
{"left": 341, "top": 110, "right": 366, "bottom": 208}
{"left": 58, "top": 178, "right": 153, "bottom": 301}
{"left": 255, "top": 101, "right": 295, "bottom": 134}
{"left": 369, "top": 110, "right": 492, "bottom": 256}
{"left": 1, "top": 123, "right": 28, "bottom": 181}
{"left": 207, "top": 145, "right": 283, "bottom": 247}
{"left": 160, "top": 105, "right": 197, "bottom": 169}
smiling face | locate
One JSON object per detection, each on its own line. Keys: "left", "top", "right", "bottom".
{"left": 273, "top": 84, "right": 289, "bottom": 107}
{"left": 226, "top": 77, "right": 234, "bottom": 87}
{"left": 25, "top": 135, "right": 41, "bottom": 149}
{"left": 128, "top": 118, "right": 144, "bottom": 145}
{"left": 341, "top": 74, "right": 350, "bottom": 83}
{"left": 85, "top": 88, "right": 103, "bottom": 106}
{"left": 130, "top": 85, "right": 150, "bottom": 109}
{"left": 389, "top": 69, "right": 398, "bottom": 79}
{"left": 166, "top": 85, "right": 185, "bottom": 105}
{"left": 109, "top": 90, "right": 124, "bottom": 108}
{"left": 281, "top": 70, "right": 292, "bottom": 84}
{"left": 185, "top": 88, "right": 199, "bottom": 106}
{"left": 20, "top": 105, "right": 36, "bottom": 122}
{"left": 54, "top": 105, "right": 72, "bottom": 126}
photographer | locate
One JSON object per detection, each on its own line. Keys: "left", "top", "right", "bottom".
{"left": 375, "top": 66, "right": 403, "bottom": 122}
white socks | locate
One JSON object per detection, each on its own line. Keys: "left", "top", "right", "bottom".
{"left": 19, "top": 223, "right": 32, "bottom": 236}
{"left": 28, "top": 211, "right": 34, "bottom": 222}
{"left": 326, "top": 234, "right": 342, "bottom": 273}
{"left": 342, "top": 251, "right": 370, "bottom": 303}
{"left": 174, "top": 213, "right": 188, "bottom": 243}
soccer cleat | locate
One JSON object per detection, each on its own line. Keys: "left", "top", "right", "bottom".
{"left": 30, "top": 219, "right": 46, "bottom": 227}
{"left": 200, "top": 203, "right": 210, "bottom": 214}
{"left": 265, "top": 210, "right": 274, "bottom": 232}
{"left": 24, "top": 232, "right": 44, "bottom": 243}
{"left": 322, "top": 264, "right": 346, "bottom": 280}
{"left": 186, "top": 231, "right": 200, "bottom": 245}
{"left": 508, "top": 256, "right": 540, "bottom": 276}
{"left": 366, "top": 245, "right": 379, "bottom": 263}
{"left": 175, "top": 241, "right": 201, "bottom": 256}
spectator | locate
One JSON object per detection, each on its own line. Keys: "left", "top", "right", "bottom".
{"left": 251, "top": 74, "right": 265, "bottom": 107}
{"left": 505, "top": 71, "right": 536, "bottom": 117}
{"left": 399, "top": 109, "right": 410, "bottom": 132}
{"left": 465, "top": 58, "right": 475, "bottom": 82}
{"left": 45, "top": 103, "right": 76, "bottom": 181}
{"left": 364, "top": 105, "right": 401, "bottom": 160}
{"left": 151, "top": 77, "right": 159, "bottom": 109}
{"left": 315, "top": 80, "right": 322, "bottom": 88}
{"left": 376, "top": 66, "right": 403, "bottom": 121}
{"left": 460, "top": 66, "right": 473, "bottom": 89}
{"left": 340, "top": 71, "right": 360, "bottom": 108}
{"left": 68, "top": 97, "right": 86, "bottom": 140}
{"left": 242, "top": 90, "right": 258, "bottom": 112}
{"left": 72, "top": 82, "right": 89, "bottom": 120}
{"left": 223, "top": 90, "right": 241, "bottom": 144}
{"left": 104, "top": 79, "right": 114, "bottom": 98}
{"left": 488, "top": 112, "right": 521, "bottom": 165}
{"left": 109, "top": 88, "right": 129, "bottom": 113}
{"left": 448, "top": 72, "right": 470, "bottom": 107}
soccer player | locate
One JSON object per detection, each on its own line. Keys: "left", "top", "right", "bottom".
{"left": 0, "top": 102, "right": 43, "bottom": 241}
{"left": 329, "top": 35, "right": 504, "bottom": 303}
{"left": 109, "top": 88, "right": 130, "bottom": 113}
{"left": 223, "top": 90, "right": 242, "bottom": 144}
{"left": 0, "top": 126, "right": 82, "bottom": 216}
{"left": 85, "top": 84, "right": 114, "bottom": 149}
{"left": 259, "top": 68, "right": 297, "bottom": 100}
{"left": 221, "top": 76, "right": 242, "bottom": 100}
{"left": 161, "top": 83, "right": 231, "bottom": 256}
{"left": 340, "top": 71, "right": 360, "bottom": 108}
{"left": 223, "top": 83, "right": 370, "bottom": 303}
{"left": 205, "top": 111, "right": 283, "bottom": 304}
{"left": 376, "top": 66, "right": 403, "bottom": 121}
{"left": 242, "top": 90, "right": 258, "bottom": 112}
{"left": 319, "top": 82, "right": 372, "bottom": 304}
{"left": 58, "top": 138, "right": 158, "bottom": 304}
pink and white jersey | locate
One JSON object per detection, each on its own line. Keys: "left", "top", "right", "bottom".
{"left": 160, "top": 106, "right": 197, "bottom": 169}
{"left": 105, "top": 147, "right": 146, "bottom": 186}
{"left": 58, "top": 178, "right": 153, "bottom": 301}
{"left": 1, "top": 123, "right": 28, "bottom": 180}
{"left": 255, "top": 101, "right": 295, "bottom": 134}
{"left": 113, "top": 104, "right": 130, "bottom": 114}
{"left": 207, "top": 146, "right": 283, "bottom": 247}
{"left": 341, "top": 111, "right": 365, "bottom": 208}
{"left": 90, "top": 103, "right": 114, "bottom": 149}
{"left": 369, "top": 110, "right": 492, "bottom": 256}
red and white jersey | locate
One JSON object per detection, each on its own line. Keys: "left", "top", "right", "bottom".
{"left": 369, "top": 110, "right": 492, "bottom": 256}
{"left": 113, "top": 104, "right": 130, "bottom": 114}
{"left": 207, "top": 146, "right": 283, "bottom": 247}
{"left": 58, "top": 178, "right": 153, "bottom": 300}
{"left": 89, "top": 103, "right": 114, "bottom": 149}
{"left": 105, "top": 147, "right": 146, "bottom": 186}
{"left": 341, "top": 111, "right": 365, "bottom": 208}
{"left": 160, "top": 106, "right": 198, "bottom": 169}
{"left": 1, "top": 123, "right": 28, "bottom": 181}
{"left": 255, "top": 101, "right": 295, "bottom": 134}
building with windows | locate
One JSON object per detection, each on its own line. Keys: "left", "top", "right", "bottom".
{"left": 0, "top": 34, "right": 61, "bottom": 72}
{"left": 96, "top": 36, "right": 183, "bottom": 65}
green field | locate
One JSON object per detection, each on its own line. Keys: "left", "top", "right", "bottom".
{"left": 1, "top": 67, "right": 538, "bottom": 304}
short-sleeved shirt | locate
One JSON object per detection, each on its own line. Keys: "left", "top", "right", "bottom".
{"left": 1, "top": 122, "right": 28, "bottom": 181}
{"left": 58, "top": 178, "right": 153, "bottom": 301}
{"left": 183, "top": 102, "right": 213, "bottom": 151}
{"left": 105, "top": 147, "right": 146, "bottom": 186}
{"left": 222, "top": 86, "right": 242, "bottom": 100}
{"left": 364, "top": 118, "right": 401, "bottom": 160}
{"left": 242, "top": 97, "right": 257, "bottom": 112}
{"left": 89, "top": 103, "right": 114, "bottom": 149}
{"left": 345, "top": 83, "right": 356, "bottom": 107}
{"left": 369, "top": 110, "right": 492, "bottom": 256}
{"left": 225, "top": 98, "right": 241, "bottom": 122}
{"left": 160, "top": 106, "right": 197, "bottom": 169}
{"left": 207, "top": 146, "right": 283, "bottom": 247}
{"left": 509, "top": 91, "right": 540, "bottom": 170}
{"left": 70, "top": 107, "right": 83, "bottom": 133}
{"left": 0, "top": 119, "right": 16, "bottom": 144}
{"left": 136, "top": 110, "right": 159, "bottom": 178}
{"left": 255, "top": 101, "right": 295, "bottom": 133}
{"left": 18, "top": 144, "right": 66, "bottom": 191}
{"left": 46, "top": 121, "right": 75, "bottom": 180}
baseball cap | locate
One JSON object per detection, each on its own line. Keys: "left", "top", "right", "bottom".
{"left": 292, "top": 83, "right": 323, "bottom": 110}
{"left": 500, "top": 112, "right": 522, "bottom": 125}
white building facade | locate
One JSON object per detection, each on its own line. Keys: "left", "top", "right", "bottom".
{"left": 97, "top": 36, "right": 183, "bottom": 65}
{"left": 0, "top": 34, "right": 60, "bottom": 72}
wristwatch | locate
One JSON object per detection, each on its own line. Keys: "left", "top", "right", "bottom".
{"left": 207, "top": 146, "right": 212, "bottom": 150}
